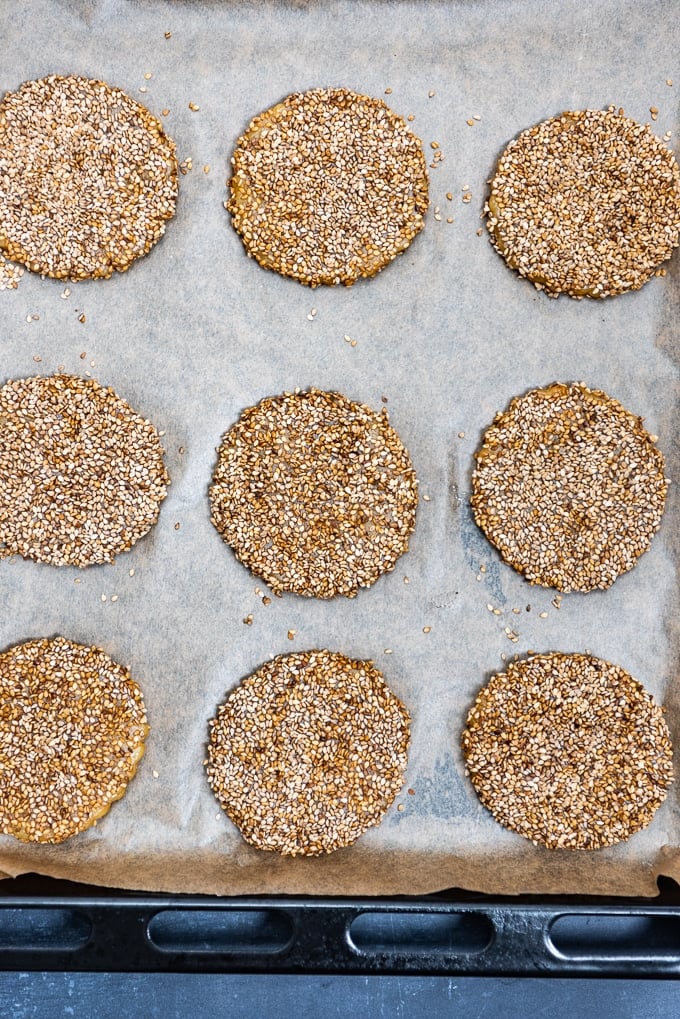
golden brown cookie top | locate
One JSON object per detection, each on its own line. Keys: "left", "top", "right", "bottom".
{"left": 486, "top": 109, "right": 680, "bottom": 297}
{"left": 0, "top": 74, "right": 178, "bottom": 280}
{"left": 206, "top": 649, "right": 411, "bottom": 856}
{"left": 0, "top": 636, "right": 149, "bottom": 844}
{"left": 471, "top": 382, "right": 667, "bottom": 592}
{"left": 462, "top": 652, "right": 673, "bottom": 850}
{"left": 0, "top": 373, "right": 169, "bottom": 567}
{"left": 226, "top": 87, "right": 428, "bottom": 286}
{"left": 209, "top": 388, "right": 418, "bottom": 598}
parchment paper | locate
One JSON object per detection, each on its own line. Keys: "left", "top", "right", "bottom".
{"left": 0, "top": 0, "right": 679, "bottom": 898}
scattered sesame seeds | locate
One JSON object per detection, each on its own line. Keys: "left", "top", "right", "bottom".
{"left": 0, "top": 636, "right": 148, "bottom": 844}
{"left": 471, "top": 382, "right": 667, "bottom": 592}
{"left": 486, "top": 108, "right": 680, "bottom": 297}
{"left": 209, "top": 389, "right": 418, "bottom": 599}
{"left": 0, "top": 75, "right": 178, "bottom": 280}
{"left": 462, "top": 652, "right": 673, "bottom": 850}
{"left": 188, "top": 102, "right": 200, "bottom": 112}
{"left": 206, "top": 649, "right": 410, "bottom": 856}
{"left": 226, "top": 88, "right": 429, "bottom": 287}
{"left": 0, "top": 373, "right": 168, "bottom": 567}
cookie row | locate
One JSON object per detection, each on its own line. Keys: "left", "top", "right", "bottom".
{"left": 0, "top": 637, "right": 671, "bottom": 855}
{"left": 1, "top": 76, "right": 679, "bottom": 296}
{"left": 0, "top": 374, "right": 667, "bottom": 596}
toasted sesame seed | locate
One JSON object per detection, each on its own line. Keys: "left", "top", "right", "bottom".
{"left": 486, "top": 108, "right": 680, "bottom": 297}
{"left": 226, "top": 88, "right": 428, "bottom": 287}
{"left": 462, "top": 652, "right": 673, "bottom": 849}
{"left": 206, "top": 649, "right": 410, "bottom": 856}
{"left": 471, "top": 382, "right": 667, "bottom": 592}
{"left": 209, "top": 389, "right": 418, "bottom": 599}
{"left": 0, "top": 258, "right": 23, "bottom": 290}
{"left": 0, "top": 75, "right": 178, "bottom": 280}
{"left": 0, "top": 636, "right": 148, "bottom": 845}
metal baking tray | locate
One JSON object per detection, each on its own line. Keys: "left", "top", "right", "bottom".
{"left": 1, "top": 0, "right": 680, "bottom": 983}
{"left": 1, "top": 876, "right": 679, "bottom": 977}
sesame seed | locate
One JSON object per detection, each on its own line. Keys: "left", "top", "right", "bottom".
{"left": 0, "top": 259, "right": 24, "bottom": 290}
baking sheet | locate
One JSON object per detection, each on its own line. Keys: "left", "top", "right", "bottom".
{"left": 0, "top": 0, "right": 679, "bottom": 898}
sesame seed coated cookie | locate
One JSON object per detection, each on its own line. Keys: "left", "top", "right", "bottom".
{"left": 462, "top": 653, "right": 673, "bottom": 850}
{"left": 486, "top": 109, "right": 680, "bottom": 297}
{"left": 0, "top": 374, "right": 169, "bottom": 567}
{"left": 226, "top": 87, "right": 429, "bottom": 286}
{"left": 206, "top": 649, "right": 411, "bottom": 856}
{"left": 209, "top": 388, "right": 418, "bottom": 598}
{"left": 0, "top": 74, "right": 178, "bottom": 280}
{"left": 0, "top": 636, "right": 149, "bottom": 844}
{"left": 471, "top": 382, "right": 667, "bottom": 592}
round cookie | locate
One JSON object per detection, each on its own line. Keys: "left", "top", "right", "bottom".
{"left": 206, "top": 649, "right": 411, "bottom": 856}
{"left": 0, "top": 373, "right": 169, "bottom": 567}
{"left": 486, "top": 108, "right": 680, "bottom": 297}
{"left": 0, "top": 636, "right": 148, "bottom": 844}
{"left": 0, "top": 74, "right": 178, "bottom": 280}
{"left": 471, "top": 382, "right": 667, "bottom": 592}
{"left": 462, "top": 653, "right": 673, "bottom": 850}
{"left": 209, "top": 388, "right": 418, "bottom": 598}
{"left": 226, "top": 87, "right": 429, "bottom": 286}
